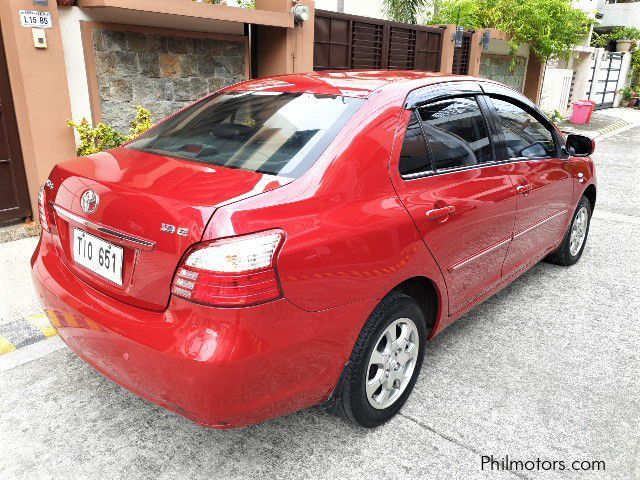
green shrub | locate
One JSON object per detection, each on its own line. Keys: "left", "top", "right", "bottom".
{"left": 619, "top": 86, "right": 636, "bottom": 102}
{"left": 549, "top": 109, "right": 564, "bottom": 123}
{"left": 383, "top": 0, "right": 428, "bottom": 23}
{"left": 128, "top": 105, "right": 154, "bottom": 139}
{"left": 68, "top": 106, "right": 153, "bottom": 156}
{"left": 631, "top": 48, "right": 640, "bottom": 89}
{"left": 592, "top": 27, "right": 640, "bottom": 48}
{"left": 427, "top": 0, "right": 594, "bottom": 62}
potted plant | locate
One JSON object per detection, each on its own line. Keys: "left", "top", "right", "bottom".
{"left": 592, "top": 27, "right": 640, "bottom": 52}
{"left": 616, "top": 39, "right": 635, "bottom": 53}
{"left": 614, "top": 27, "right": 640, "bottom": 52}
{"left": 619, "top": 87, "right": 638, "bottom": 107}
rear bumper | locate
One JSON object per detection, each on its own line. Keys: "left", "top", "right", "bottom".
{"left": 31, "top": 232, "right": 370, "bottom": 428}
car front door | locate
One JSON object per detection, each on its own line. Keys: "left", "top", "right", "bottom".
{"left": 391, "top": 91, "right": 516, "bottom": 315}
{"left": 484, "top": 94, "right": 574, "bottom": 278}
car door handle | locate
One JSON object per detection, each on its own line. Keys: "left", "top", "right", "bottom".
{"left": 426, "top": 205, "right": 455, "bottom": 220}
{"left": 516, "top": 184, "right": 533, "bottom": 195}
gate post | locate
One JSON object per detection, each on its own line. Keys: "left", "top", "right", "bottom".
{"left": 468, "top": 30, "right": 482, "bottom": 76}
{"left": 438, "top": 24, "right": 456, "bottom": 74}
{"left": 0, "top": 0, "right": 76, "bottom": 220}
{"left": 255, "top": 0, "right": 314, "bottom": 76}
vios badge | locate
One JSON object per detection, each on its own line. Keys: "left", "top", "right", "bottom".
{"left": 80, "top": 190, "right": 99, "bottom": 214}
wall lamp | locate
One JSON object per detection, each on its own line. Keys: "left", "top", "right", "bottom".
{"left": 292, "top": 1, "right": 310, "bottom": 25}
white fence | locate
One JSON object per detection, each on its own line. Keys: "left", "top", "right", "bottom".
{"left": 539, "top": 68, "right": 574, "bottom": 115}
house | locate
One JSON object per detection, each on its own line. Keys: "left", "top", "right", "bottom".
{"left": 0, "top": 0, "right": 543, "bottom": 226}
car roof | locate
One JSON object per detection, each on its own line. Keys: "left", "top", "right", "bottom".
{"left": 231, "top": 70, "right": 483, "bottom": 99}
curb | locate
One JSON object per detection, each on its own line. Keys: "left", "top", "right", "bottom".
{"left": 0, "top": 222, "right": 39, "bottom": 244}
{"left": 560, "top": 117, "right": 640, "bottom": 140}
{"left": 0, "top": 309, "right": 104, "bottom": 356}
{"left": 0, "top": 311, "right": 58, "bottom": 355}
{"left": 560, "top": 119, "right": 628, "bottom": 138}
{"left": 591, "top": 120, "right": 630, "bottom": 139}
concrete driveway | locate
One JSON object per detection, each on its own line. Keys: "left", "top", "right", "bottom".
{"left": 1, "top": 127, "right": 639, "bottom": 480}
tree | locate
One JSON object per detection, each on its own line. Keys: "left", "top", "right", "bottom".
{"left": 427, "top": 0, "right": 593, "bottom": 62}
{"left": 383, "top": 0, "right": 428, "bottom": 24}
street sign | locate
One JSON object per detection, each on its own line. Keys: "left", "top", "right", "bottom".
{"left": 19, "top": 10, "right": 53, "bottom": 29}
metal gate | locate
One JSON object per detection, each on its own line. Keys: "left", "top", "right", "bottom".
{"left": 314, "top": 10, "right": 443, "bottom": 72}
{"left": 452, "top": 31, "right": 473, "bottom": 75}
{"left": 586, "top": 51, "right": 623, "bottom": 109}
{"left": 0, "top": 25, "right": 31, "bottom": 223}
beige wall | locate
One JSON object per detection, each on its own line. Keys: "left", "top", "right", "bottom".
{"left": 0, "top": 0, "right": 77, "bottom": 218}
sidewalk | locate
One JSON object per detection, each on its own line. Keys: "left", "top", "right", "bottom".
{"left": 0, "top": 236, "right": 56, "bottom": 355}
{"left": 0, "top": 221, "right": 38, "bottom": 244}
{"left": 559, "top": 106, "right": 640, "bottom": 139}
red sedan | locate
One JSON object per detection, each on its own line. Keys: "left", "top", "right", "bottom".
{"left": 31, "top": 71, "right": 596, "bottom": 428}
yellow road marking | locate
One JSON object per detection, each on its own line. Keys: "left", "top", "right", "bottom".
{"left": 25, "top": 312, "right": 58, "bottom": 337}
{"left": 0, "top": 336, "right": 16, "bottom": 354}
{"left": 46, "top": 309, "right": 61, "bottom": 328}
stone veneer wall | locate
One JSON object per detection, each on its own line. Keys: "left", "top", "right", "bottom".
{"left": 93, "top": 29, "right": 247, "bottom": 132}
{"left": 480, "top": 55, "right": 527, "bottom": 93}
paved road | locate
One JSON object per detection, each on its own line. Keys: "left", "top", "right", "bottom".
{"left": 1, "top": 127, "right": 639, "bottom": 479}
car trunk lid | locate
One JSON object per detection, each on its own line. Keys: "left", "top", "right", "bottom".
{"left": 48, "top": 147, "right": 290, "bottom": 311}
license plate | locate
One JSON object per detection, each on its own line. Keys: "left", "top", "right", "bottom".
{"left": 72, "top": 228, "right": 123, "bottom": 286}
{"left": 19, "top": 10, "right": 53, "bottom": 29}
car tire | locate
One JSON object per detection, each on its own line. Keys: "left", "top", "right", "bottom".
{"left": 546, "top": 195, "right": 592, "bottom": 266}
{"left": 333, "top": 293, "right": 427, "bottom": 428}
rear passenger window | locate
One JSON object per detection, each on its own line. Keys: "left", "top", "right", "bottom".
{"left": 399, "top": 111, "right": 431, "bottom": 175}
{"left": 490, "top": 97, "right": 555, "bottom": 159}
{"left": 418, "top": 97, "right": 493, "bottom": 170}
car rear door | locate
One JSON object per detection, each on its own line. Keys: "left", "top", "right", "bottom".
{"left": 390, "top": 84, "right": 517, "bottom": 315}
{"left": 482, "top": 88, "right": 574, "bottom": 278}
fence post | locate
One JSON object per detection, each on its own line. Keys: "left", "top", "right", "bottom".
{"left": 438, "top": 25, "right": 456, "bottom": 74}
{"left": 468, "top": 30, "right": 482, "bottom": 76}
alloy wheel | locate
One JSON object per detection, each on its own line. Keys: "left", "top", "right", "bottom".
{"left": 569, "top": 206, "right": 589, "bottom": 256}
{"left": 365, "top": 318, "right": 420, "bottom": 410}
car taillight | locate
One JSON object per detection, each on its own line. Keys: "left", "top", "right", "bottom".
{"left": 38, "top": 184, "right": 50, "bottom": 232}
{"left": 172, "top": 230, "right": 285, "bottom": 307}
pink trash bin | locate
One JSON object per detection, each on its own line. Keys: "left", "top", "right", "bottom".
{"left": 570, "top": 101, "right": 593, "bottom": 125}
{"left": 579, "top": 99, "right": 597, "bottom": 122}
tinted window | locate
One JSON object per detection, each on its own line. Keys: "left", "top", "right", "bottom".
{"left": 418, "top": 97, "right": 493, "bottom": 170}
{"left": 128, "top": 91, "right": 363, "bottom": 178}
{"left": 490, "top": 97, "right": 555, "bottom": 159}
{"left": 399, "top": 112, "right": 431, "bottom": 175}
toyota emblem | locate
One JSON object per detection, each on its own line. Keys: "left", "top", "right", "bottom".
{"left": 80, "top": 190, "right": 99, "bottom": 214}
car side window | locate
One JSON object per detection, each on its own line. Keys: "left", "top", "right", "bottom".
{"left": 418, "top": 96, "right": 493, "bottom": 170}
{"left": 399, "top": 111, "right": 431, "bottom": 176}
{"left": 490, "top": 97, "right": 556, "bottom": 159}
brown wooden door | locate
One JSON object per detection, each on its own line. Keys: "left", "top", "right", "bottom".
{"left": 0, "top": 27, "right": 31, "bottom": 223}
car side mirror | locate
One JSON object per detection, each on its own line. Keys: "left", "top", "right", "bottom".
{"left": 565, "top": 134, "right": 594, "bottom": 157}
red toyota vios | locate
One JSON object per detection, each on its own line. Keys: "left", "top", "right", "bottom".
{"left": 32, "top": 71, "right": 596, "bottom": 428}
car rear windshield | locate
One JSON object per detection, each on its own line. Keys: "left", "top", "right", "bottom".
{"left": 127, "top": 91, "right": 364, "bottom": 178}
